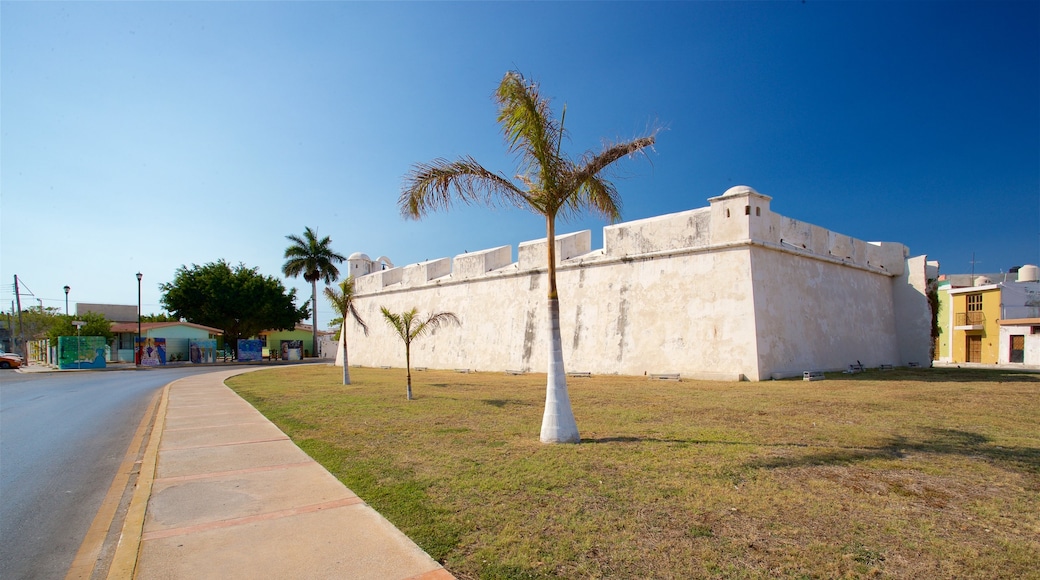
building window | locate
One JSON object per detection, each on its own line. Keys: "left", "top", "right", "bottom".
{"left": 967, "top": 294, "right": 983, "bottom": 311}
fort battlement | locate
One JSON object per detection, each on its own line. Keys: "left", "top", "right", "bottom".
{"left": 340, "top": 185, "right": 931, "bottom": 382}
{"left": 350, "top": 186, "right": 908, "bottom": 296}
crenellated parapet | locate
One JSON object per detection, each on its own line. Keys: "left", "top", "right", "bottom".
{"left": 351, "top": 185, "right": 910, "bottom": 296}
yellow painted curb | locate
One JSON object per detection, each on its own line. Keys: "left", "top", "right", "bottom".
{"left": 65, "top": 389, "right": 162, "bottom": 580}
{"left": 107, "top": 383, "right": 171, "bottom": 580}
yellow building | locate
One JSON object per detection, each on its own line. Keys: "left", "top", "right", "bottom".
{"left": 940, "top": 275, "right": 1040, "bottom": 364}
{"left": 946, "top": 285, "right": 1002, "bottom": 363}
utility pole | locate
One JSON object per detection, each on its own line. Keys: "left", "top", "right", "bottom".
{"left": 14, "top": 275, "right": 24, "bottom": 356}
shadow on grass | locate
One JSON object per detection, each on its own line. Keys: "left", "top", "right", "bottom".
{"left": 481, "top": 398, "right": 529, "bottom": 408}
{"left": 583, "top": 436, "right": 805, "bottom": 448}
{"left": 820, "top": 368, "right": 1040, "bottom": 383}
{"left": 583, "top": 430, "right": 1039, "bottom": 475}
{"left": 747, "top": 428, "right": 1040, "bottom": 475}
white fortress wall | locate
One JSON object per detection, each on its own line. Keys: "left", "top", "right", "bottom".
{"left": 750, "top": 246, "right": 900, "bottom": 379}
{"left": 346, "top": 244, "right": 760, "bottom": 379}
{"left": 345, "top": 186, "right": 930, "bottom": 380}
{"left": 892, "top": 254, "right": 935, "bottom": 366}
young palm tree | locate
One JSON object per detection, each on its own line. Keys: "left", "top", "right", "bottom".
{"left": 324, "top": 277, "right": 368, "bottom": 385}
{"left": 380, "top": 307, "right": 460, "bottom": 400}
{"left": 399, "top": 71, "right": 655, "bottom": 443}
{"left": 282, "top": 227, "right": 346, "bottom": 358}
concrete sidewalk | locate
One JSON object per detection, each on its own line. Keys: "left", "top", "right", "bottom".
{"left": 117, "top": 368, "right": 453, "bottom": 580}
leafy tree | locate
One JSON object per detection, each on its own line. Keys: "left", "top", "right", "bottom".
{"left": 48, "top": 311, "right": 114, "bottom": 342}
{"left": 324, "top": 277, "right": 369, "bottom": 385}
{"left": 13, "top": 306, "right": 63, "bottom": 342}
{"left": 380, "top": 307, "right": 460, "bottom": 400}
{"left": 160, "top": 260, "right": 309, "bottom": 356}
{"left": 399, "top": 70, "right": 655, "bottom": 442}
{"left": 283, "top": 227, "right": 346, "bottom": 358}
{"left": 141, "top": 312, "right": 180, "bottom": 322}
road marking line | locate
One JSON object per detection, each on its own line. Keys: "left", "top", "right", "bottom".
{"left": 64, "top": 388, "right": 162, "bottom": 580}
{"left": 140, "top": 496, "right": 365, "bottom": 541}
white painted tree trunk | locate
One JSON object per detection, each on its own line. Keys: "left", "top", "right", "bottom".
{"left": 341, "top": 328, "right": 350, "bottom": 385}
{"left": 539, "top": 297, "right": 580, "bottom": 443}
{"left": 311, "top": 279, "right": 318, "bottom": 358}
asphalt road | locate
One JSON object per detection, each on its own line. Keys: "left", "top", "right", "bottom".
{"left": 0, "top": 367, "right": 222, "bottom": 579}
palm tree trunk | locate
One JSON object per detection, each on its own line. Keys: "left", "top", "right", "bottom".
{"left": 540, "top": 297, "right": 580, "bottom": 442}
{"left": 540, "top": 215, "right": 579, "bottom": 443}
{"left": 341, "top": 327, "right": 350, "bottom": 385}
{"left": 405, "top": 342, "right": 413, "bottom": 400}
{"left": 311, "top": 279, "right": 319, "bottom": 358}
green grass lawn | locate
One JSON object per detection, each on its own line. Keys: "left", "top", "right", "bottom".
{"left": 227, "top": 366, "right": 1040, "bottom": 579}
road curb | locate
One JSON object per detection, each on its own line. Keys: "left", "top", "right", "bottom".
{"left": 107, "top": 382, "right": 171, "bottom": 579}
{"left": 65, "top": 388, "right": 163, "bottom": 580}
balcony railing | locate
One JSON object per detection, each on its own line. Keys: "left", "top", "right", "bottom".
{"left": 955, "top": 311, "right": 985, "bottom": 326}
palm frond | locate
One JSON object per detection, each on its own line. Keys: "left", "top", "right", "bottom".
{"left": 381, "top": 306, "right": 417, "bottom": 343}
{"left": 556, "top": 135, "right": 656, "bottom": 222}
{"left": 410, "top": 311, "right": 461, "bottom": 341}
{"left": 571, "top": 136, "right": 656, "bottom": 188}
{"left": 347, "top": 303, "right": 369, "bottom": 336}
{"left": 324, "top": 278, "right": 368, "bottom": 335}
{"left": 399, "top": 156, "right": 530, "bottom": 219}
{"left": 282, "top": 227, "right": 345, "bottom": 283}
{"left": 495, "top": 71, "right": 564, "bottom": 197}
{"left": 569, "top": 174, "right": 623, "bottom": 223}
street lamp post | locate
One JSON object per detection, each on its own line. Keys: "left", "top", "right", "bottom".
{"left": 63, "top": 285, "right": 70, "bottom": 315}
{"left": 136, "top": 272, "right": 142, "bottom": 366}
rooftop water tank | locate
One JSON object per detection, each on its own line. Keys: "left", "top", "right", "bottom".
{"left": 1017, "top": 264, "right": 1039, "bottom": 282}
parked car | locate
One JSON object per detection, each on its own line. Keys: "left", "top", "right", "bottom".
{"left": 0, "top": 352, "right": 22, "bottom": 369}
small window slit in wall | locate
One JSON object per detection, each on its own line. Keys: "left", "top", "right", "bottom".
{"left": 725, "top": 209, "right": 730, "bottom": 218}
{"left": 745, "top": 205, "right": 750, "bottom": 215}
{"left": 756, "top": 207, "right": 761, "bottom": 216}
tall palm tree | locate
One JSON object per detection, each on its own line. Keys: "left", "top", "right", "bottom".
{"left": 282, "top": 227, "right": 346, "bottom": 358}
{"left": 399, "top": 71, "right": 655, "bottom": 443}
{"left": 324, "top": 277, "right": 368, "bottom": 385}
{"left": 380, "top": 307, "right": 460, "bottom": 400}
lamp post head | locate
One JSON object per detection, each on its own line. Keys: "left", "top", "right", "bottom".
{"left": 136, "top": 272, "right": 143, "bottom": 282}
{"left": 64, "top": 285, "right": 70, "bottom": 295}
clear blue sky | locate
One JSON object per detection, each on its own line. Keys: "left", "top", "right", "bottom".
{"left": 2, "top": 1, "right": 1037, "bottom": 324}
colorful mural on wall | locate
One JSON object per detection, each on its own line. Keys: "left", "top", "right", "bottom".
{"left": 280, "top": 340, "right": 303, "bottom": 361}
{"left": 238, "top": 339, "right": 263, "bottom": 362}
{"left": 189, "top": 340, "right": 218, "bottom": 364}
{"left": 136, "top": 337, "right": 167, "bottom": 366}
{"left": 58, "top": 336, "right": 108, "bottom": 370}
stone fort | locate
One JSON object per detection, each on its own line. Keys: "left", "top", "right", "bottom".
{"left": 341, "top": 186, "right": 933, "bottom": 381}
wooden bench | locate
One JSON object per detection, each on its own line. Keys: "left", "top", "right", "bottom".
{"left": 567, "top": 371, "right": 591, "bottom": 378}
{"left": 907, "top": 362, "right": 920, "bottom": 368}
{"left": 505, "top": 369, "right": 525, "bottom": 375}
{"left": 879, "top": 364, "right": 893, "bottom": 371}
{"left": 846, "top": 363, "right": 864, "bottom": 373}
{"left": 454, "top": 368, "right": 471, "bottom": 373}
{"left": 803, "top": 371, "right": 825, "bottom": 381}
